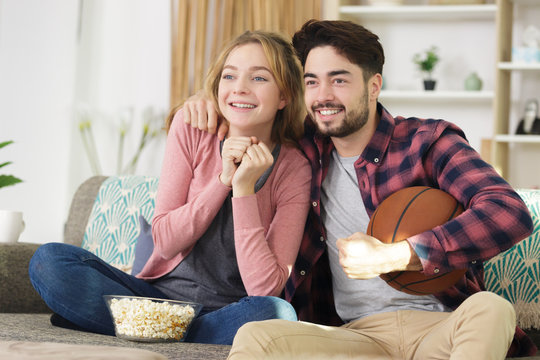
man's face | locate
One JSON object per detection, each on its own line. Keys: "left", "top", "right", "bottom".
{"left": 303, "top": 46, "right": 369, "bottom": 138}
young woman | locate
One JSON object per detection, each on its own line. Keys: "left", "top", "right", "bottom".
{"left": 29, "top": 31, "right": 311, "bottom": 345}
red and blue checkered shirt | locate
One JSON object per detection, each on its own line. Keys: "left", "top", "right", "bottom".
{"left": 284, "top": 103, "right": 536, "bottom": 357}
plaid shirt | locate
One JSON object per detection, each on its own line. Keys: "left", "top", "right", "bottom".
{"left": 284, "top": 103, "right": 536, "bottom": 357}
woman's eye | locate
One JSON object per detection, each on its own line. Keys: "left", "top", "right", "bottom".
{"left": 222, "top": 74, "right": 234, "bottom": 80}
{"left": 253, "top": 76, "right": 267, "bottom": 82}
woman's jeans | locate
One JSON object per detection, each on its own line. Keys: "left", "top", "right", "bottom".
{"left": 28, "top": 243, "right": 297, "bottom": 345}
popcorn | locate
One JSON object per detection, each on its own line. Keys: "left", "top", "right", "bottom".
{"left": 108, "top": 297, "right": 197, "bottom": 341}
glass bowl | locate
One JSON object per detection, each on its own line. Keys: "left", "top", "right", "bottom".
{"left": 103, "top": 295, "right": 202, "bottom": 342}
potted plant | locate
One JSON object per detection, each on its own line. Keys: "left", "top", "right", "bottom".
{"left": 0, "top": 140, "right": 22, "bottom": 189}
{"left": 0, "top": 140, "right": 25, "bottom": 243}
{"left": 413, "top": 46, "right": 440, "bottom": 91}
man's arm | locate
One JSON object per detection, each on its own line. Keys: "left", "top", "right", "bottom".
{"left": 181, "top": 91, "right": 229, "bottom": 139}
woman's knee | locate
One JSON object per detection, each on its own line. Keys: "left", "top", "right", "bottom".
{"left": 247, "top": 296, "right": 297, "bottom": 321}
{"left": 29, "top": 243, "right": 78, "bottom": 282}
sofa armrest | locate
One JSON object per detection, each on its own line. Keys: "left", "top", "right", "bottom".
{"left": 64, "top": 176, "right": 108, "bottom": 247}
{"left": 0, "top": 243, "right": 50, "bottom": 313}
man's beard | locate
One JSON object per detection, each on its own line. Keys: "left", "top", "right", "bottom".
{"left": 310, "top": 92, "right": 369, "bottom": 138}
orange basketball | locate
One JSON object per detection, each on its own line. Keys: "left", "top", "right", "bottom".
{"left": 367, "top": 186, "right": 467, "bottom": 295}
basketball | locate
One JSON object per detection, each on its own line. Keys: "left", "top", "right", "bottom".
{"left": 367, "top": 186, "right": 467, "bottom": 295}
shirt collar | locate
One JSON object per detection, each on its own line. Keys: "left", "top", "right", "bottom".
{"left": 305, "top": 102, "right": 395, "bottom": 166}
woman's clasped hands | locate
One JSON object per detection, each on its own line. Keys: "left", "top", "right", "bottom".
{"left": 220, "top": 136, "right": 274, "bottom": 197}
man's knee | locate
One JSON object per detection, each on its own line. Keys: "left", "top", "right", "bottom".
{"left": 228, "top": 320, "right": 287, "bottom": 360}
{"left": 466, "top": 292, "right": 515, "bottom": 317}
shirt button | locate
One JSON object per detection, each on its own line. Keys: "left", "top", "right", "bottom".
{"left": 471, "top": 260, "right": 476, "bottom": 264}
{"left": 312, "top": 202, "right": 318, "bottom": 207}
{"left": 300, "top": 270, "right": 306, "bottom": 276}
{"left": 320, "top": 236, "right": 324, "bottom": 242}
{"left": 374, "top": 157, "right": 379, "bottom": 163}
{"left": 434, "top": 268, "right": 440, "bottom": 274}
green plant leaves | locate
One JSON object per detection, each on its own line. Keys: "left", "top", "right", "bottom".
{"left": 0, "top": 140, "right": 14, "bottom": 150}
{"left": 1, "top": 140, "right": 23, "bottom": 188}
{"left": 0, "top": 175, "right": 22, "bottom": 188}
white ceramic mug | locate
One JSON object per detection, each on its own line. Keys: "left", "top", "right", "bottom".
{"left": 0, "top": 210, "right": 25, "bottom": 243}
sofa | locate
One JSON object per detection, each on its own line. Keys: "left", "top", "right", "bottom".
{"left": 1, "top": 175, "right": 539, "bottom": 359}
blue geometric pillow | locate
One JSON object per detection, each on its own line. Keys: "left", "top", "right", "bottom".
{"left": 484, "top": 189, "right": 540, "bottom": 329}
{"left": 81, "top": 175, "right": 159, "bottom": 274}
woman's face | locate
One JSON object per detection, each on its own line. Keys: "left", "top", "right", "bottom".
{"left": 218, "top": 42, "right": 286, "bottom": 137}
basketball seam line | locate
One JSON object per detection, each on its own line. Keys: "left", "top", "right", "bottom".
{"left": 391, "top": 187, "right": 431, "bottom": 243}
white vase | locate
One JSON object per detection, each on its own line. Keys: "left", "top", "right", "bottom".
{"left": 0, "top": 209, "right": 25, "bottom": 243}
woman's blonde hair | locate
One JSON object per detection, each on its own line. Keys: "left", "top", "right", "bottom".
{"left": 166, "top": 30, "right": 305, "bottom": 145}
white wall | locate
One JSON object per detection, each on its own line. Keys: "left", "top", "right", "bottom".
{"left": 0, "top": 0, "right": 170, "bottom": 245}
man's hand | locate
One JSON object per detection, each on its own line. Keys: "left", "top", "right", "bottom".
{"left": 337, "top": 232, "right": 422, "bottom": 279}
{"left": 182, "top": 91, "right": 229, "bottom": 140}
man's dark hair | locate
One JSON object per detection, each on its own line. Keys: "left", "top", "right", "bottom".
{"left": 292, "top": 19, "right": 385, "bottom": 80}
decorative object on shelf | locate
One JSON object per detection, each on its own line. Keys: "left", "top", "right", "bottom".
{"left": 512, "top": 25, "right": 540, "bottom": 63}
{"left": 413, "top": 46, "right": 439, "bottom": 91}
{"left": 516, "top": 99, "right": 540, "bottom": 135}
{"left": 0, "top": 140, "right": 25, "bottom": 243}
{"left": 464, "top": 72, "right": 483, "bottom": 91}
{"left": 77, "top": 105, "right": 166, "bottom": 175}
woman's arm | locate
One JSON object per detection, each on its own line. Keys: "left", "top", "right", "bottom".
{"left": 151, "top": 110, "right": 231, "bottom": 260}
{"left": 232, "top": 149, "right": 312, "bottom": 296}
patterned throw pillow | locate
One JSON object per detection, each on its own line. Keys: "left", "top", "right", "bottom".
{"left": 81, "top": 175, "right": 159, "bottom": 274}
{"left": 484, "top": 189, "right": 540, "bottom": 329}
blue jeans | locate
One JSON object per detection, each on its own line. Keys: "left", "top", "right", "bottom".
{"left": 28, "top": 243, "right": 297, "bottom": 345}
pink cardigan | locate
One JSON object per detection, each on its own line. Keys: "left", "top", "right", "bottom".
{"left": 137, "top": 111, "right": 311, "bottom": 297}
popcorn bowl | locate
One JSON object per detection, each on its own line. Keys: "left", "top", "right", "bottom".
{"left": 103, "top": 295, "right": 202, "bottom": 342}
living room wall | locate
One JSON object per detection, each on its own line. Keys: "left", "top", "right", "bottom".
{"left": 0, "top": 0, "right": 170, "bottom": 245}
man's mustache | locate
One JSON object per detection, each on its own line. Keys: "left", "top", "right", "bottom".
{"left": 311, "top": 103, "right": 345, "bottom": 112}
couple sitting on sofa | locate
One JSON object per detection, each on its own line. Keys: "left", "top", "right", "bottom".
{"left": 29, "top": 20, "right": 536, "bottom": 359}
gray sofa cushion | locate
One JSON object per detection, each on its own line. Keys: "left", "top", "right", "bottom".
{"left": 0, "top": 243, "right": 49, "bottom": 313}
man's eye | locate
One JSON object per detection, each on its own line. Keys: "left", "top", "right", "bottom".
{"left": 334, "top": 79, "right": 345, "bottom": 84}
{"left": 305, "top": 80, "right": 316, "bottom": 86}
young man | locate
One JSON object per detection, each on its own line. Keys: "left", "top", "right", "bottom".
{"left": 182, "top": 20, "right": 535, "bottom": 359}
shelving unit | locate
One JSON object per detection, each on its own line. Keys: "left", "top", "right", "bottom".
{"left": 493, "top": 0, "right": 540, "bottom": 185}
{"left": 340, "top": 4, "right": 497, "bottom": 20}
{"left": 333, "top": 1, "right": 497, "bottom": 153}
{"left": 380, "top": 90, "right": 494, "bottom": 102}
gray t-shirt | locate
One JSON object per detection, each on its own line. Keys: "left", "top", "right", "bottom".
{"left": 321, "top": 149, "right": 449, "bottom": 323}
{"left": 152, "top": 144, "right": 281, "bottom": 310}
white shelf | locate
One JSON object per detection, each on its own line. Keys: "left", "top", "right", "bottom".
{"left": 498, "top": 62, "right": 540, "bottom": 70}
{"left": 512, "top": 0, "right": 539, "bottom": 5}
{"left": 494, "top": 134, "right": 540, "bottom": 143}
{"left": 339, "top": 5, "right": 497, "bottom": 21}
{"left": 379, "top": 90, "right": 494, "bottom": 101}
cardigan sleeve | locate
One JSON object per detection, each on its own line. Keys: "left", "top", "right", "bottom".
{"left": 151, "top": 110, "right": 231, "bottom": 261}
{"left": 232, "top": 147, "right": 312, "bottom": 296}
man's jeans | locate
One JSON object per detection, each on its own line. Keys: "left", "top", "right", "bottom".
{"left": 28, "top": 242, "right": 297, "bottom": 345}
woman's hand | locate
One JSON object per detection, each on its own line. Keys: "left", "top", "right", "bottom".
{"left": 219, "top": 136, "right": 255, "bottom": 187}
{"left": 232, "top": 141, "right": 274, "bottom": 197}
